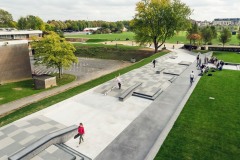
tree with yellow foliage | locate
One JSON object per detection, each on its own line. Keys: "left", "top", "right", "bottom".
{"left": 31, "top": 32, "right": 78, "bottom": 78}
{"left": 131, "top": 0, "right": 191, "bottom": 53}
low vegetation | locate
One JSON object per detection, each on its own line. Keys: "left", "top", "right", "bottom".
{"left": 155, "top": 70, "right": 240, "bottom": 160}
{"left": 0, "top": 74, "right": 76, "bottom": 105}
{"left": 74, "top": 43, "right": 154, "bottom": 62}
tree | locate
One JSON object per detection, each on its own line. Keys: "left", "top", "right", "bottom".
{"left": 0, "top": 9, "right": 15, "bottom": 27}
{"left": 237, "top": 29, "right": 240, "bottom": 45}
{"left": 187, "top": 33, "right": 201, "bottom": 45}
{"left": 131, "top": 0, "right": 191, "bottom": 53}
{"left": 201, "top": 26, "right": 214, "bottom": 45}
{"left": 31, "top": 32, "right": 78, "bottom": 78}
{"left": 17, "top": 17, "right": 28, "bottom": 29}
{"left": 187, "top": 22, "right": 199, "bottom": 44}
{"left": 210, "top": 26, "right": 217, "bottom": 39}
{"left": 17, "top": 15, "right": 45, "bottom": 30}
{"left": 219, "top": 28, "right": 231, "bottom": 47}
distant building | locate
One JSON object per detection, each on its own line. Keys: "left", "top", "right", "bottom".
{"left": 83, "top": 27, "right": 101, "bottom": 32}
{"left": 0, "top": 40, "right": 32, "bottom": 84}
{"left": 213, "top": 18, "right": 240, "bottom": 26}
{"left": 0, "top": 29, "right": 42, "bottom": 40}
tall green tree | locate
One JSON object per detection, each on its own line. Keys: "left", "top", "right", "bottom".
{"left": 0, "top": 9, "right": 15, "bottom": 27}
{"left": 131, "top": 0, "right": 191, "bottom": 53}
{"left": 219, "top": 28, "right": 231, "bottom": 47}
{"left": 201, "top": 26, "right": 214, "bottom": 45}
{"left": 237, "top": 29, "right": 240, "bottom": 45}
{"left": 31, "top": 32, "right": 78, "bottom": 78}
{"left": 17, "top": 15, "right": 45, "bottom": 30}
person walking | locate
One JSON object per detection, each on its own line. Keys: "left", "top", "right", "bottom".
{"left": 116, "top": 74, "right": 122, "bottom": 89}
{"left": 152, "top": 59, "right": 156, "bottom": 68}
{"left": 78, "top": 123, "right": 85, "bottom": 144}
{"left": 190, "top": 71, "right": 194, "bottom": 85}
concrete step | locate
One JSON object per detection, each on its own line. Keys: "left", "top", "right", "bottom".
{"left": 56, "top": 144, "right": 92, "bottom": 160}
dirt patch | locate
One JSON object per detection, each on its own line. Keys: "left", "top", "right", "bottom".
{"left": 12, "top": 88, "right": 23, "bottom": 91}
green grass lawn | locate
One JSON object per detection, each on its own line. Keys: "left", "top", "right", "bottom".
{"left": 66, "top": 31, "right": 240, "bottom": 46}
{"left": 0, "top": 74, "right": 76, "bottom": 105}
{"left": 0, "top": 51, "right": 168, "bottom": 126}
{"left": 213, "top": 51, "right": 240, "bottom": 63}
{"left": 65, "top": 32, "right": 135, "bottom": 41}
{"left": 155, "top": 70, "right": 240, "bottom": 160}
{"left": 166, "top": 31, "right": 188, "bottom": 44}
{"left": 74, "top": 43, "right": 154, "bottom": 62}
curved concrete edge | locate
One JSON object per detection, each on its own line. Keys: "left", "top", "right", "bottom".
{"left": 8, "top": 125, "right": 78, "bottom": 160}
{"left": 144, "top": 76, "right": 201, "bottom": 160}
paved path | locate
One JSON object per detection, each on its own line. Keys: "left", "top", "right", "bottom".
{"left": 95, "top": 50, "right": 200, "bottom": 160}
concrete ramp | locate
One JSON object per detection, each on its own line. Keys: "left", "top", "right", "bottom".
{"left": 132, "top": 86, "right": 163, "bottom": 100}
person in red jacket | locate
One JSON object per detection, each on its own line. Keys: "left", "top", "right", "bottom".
{"left": 78, "top": 123, "right": 85, "bottom": 144}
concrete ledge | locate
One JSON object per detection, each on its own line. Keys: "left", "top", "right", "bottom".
{"left": 119, "top": 83, "right": 142, "bottom": 101}
{"left": 178, "top": 61, "right": 192, "bottom": 66}
{"left": 103, "top": 85, "right": 116, "bottom": 95}
{"left": 225, "top": 62, "right": 240, "bottom": 66}
{"left": 155, "top": 68, "right": 165, "bottom": 74}
{"left": 168, "top": 76, "right": 177, "bottom": 83}
{"left": 8, "top": 125, "right": 78, "bottom": 160}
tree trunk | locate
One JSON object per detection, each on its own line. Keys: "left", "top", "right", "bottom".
{"left": 153, "top": 38, "right": 158, "bottom": 53}
{"left": 58, "top": 67, "right": 61, "bottom": 79}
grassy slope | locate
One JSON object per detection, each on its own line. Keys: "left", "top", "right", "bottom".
{"left": 155, "top": 70, "right": 240, "bottom": 160}
{"left": 0, "top": 74, "right": 76, "bottom": 105}
{"left": 213, "top": 51, "right": 240, "bottom": 63}
{"left": 74, "top": 43, "right": 154, "bottom": 62}
{"left": 0, "top": 51, "right": 168, "bottom": 127}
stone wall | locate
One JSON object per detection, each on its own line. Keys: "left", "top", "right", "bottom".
{"left": 33, "top": 75, "right": 57, "bottom": 89}
{"left": 0, "top": 43, "right": 32, "bottom": 84}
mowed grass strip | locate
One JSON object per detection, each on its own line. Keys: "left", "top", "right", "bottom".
{"left": 65, "top": 32, "right": 135, "bottom": 41}
{"left": 155, "top": 70, "right": 240, "bottom": 160}
{"left": 0, "top": 51, "right": 168, "bottom": 127}
{"left": 213, "top": 51, "right": 240, "bottom": 63}
{"left": 0, "top": 74, "right": 76, "bottom": 105}
{"left": 66, "top": 31, "right": 240, "bottom": 46}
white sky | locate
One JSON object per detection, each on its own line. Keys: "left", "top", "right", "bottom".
{"left": 0, "top": 0, "right": 240, "bottom": 22}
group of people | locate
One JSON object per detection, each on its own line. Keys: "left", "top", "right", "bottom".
{"left": 209, "top": 56, "right": 225, "bottom": 70}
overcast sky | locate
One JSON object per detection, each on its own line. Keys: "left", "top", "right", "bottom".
{"left": 0, "top": 0, "right": 240, "bottom": 22}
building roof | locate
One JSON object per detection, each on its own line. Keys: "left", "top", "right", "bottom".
{"left": 0, "top": 30, "right": 42, "bottom": 36}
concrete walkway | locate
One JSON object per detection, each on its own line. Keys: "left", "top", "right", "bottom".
{"left": 95, "top": 50, "right": 200, "bottom": 160}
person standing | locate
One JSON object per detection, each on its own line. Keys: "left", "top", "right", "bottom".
{"left": 190, "top": 71, "right": 194, "bottom": 84}
{"left": 78, "top": 123, "right": 85, "bottom": 144}
{"left": 196, "top": 54, "right": 200, "bottom": 67}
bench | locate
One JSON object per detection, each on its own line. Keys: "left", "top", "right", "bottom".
{"left": 119, "top": 83, "right": 142, "bottom": 101}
